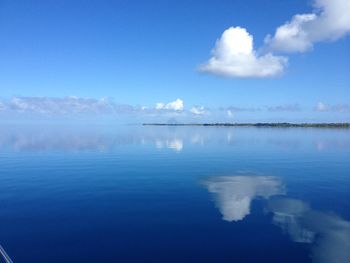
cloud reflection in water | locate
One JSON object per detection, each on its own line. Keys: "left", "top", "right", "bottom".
{"left": 155, "top": 138, "right": 183, "bottom": 152}
{"left": 1, "top": 125, "right": 350, "bottom": 153}
{"left": 204, "top": 175, "right": 284, "bottom": 221}
{"left": 268, "top": 198, "right": 350, "bottom": 263}
{"left": 205, "top": 175, "right": 350, "bottom": 263}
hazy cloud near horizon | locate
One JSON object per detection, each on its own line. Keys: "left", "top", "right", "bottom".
{"left": 266, "top": 104, "right": 301, "bottom": 112}
{"left": 0, "top": 96, "right": 349, "bottom": 122}
{"left": 314, "top": 102, "right": 350, "bottom": 112}
{"left": 0, "top": 97, "right": 211, "bottom": 122}
{"left": 0, "top": 97, "right": 188, "bottom": 116}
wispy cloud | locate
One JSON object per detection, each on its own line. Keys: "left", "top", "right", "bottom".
{"left": 0, "top": 97, "right": 190, "bottom": 116}
{"left": 0, "top": 101, "right": 5, "bottom": 111}
{"left": 6, "top": 96, "right": 122, "bottom": 115}
{"left": 226, "top": 110, "right": 234, "bottom": 118}
{"left": 266, "top": 104, "right": 301, "bottom": 112}
{"left": 223, "top": 106, "right": 261, "bottom": 112}
{"left": 190, "top": 106, "right": 208, "bottom": 115}
{"left": 314, "top": 102, "right": 350, "bottom": 112}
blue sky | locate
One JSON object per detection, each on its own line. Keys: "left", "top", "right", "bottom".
{"left": 0, "top": 0, "right": 349, "bottom": 122}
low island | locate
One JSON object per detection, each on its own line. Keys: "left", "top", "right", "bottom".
{"left": 142, "top": 123, "right": 350, "bottom": 128}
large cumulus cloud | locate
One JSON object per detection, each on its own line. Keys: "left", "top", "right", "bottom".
{"left": 200, "top": 0, "right": 350, "bottom": 78}
{"left": 199, "top": 27, "right": 287, "bottom": 78}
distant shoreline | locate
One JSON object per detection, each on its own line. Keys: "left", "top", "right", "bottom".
{"left": 142, "top": 123, "right": 350, "bottom": 128}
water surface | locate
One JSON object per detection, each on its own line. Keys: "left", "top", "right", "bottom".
{"left": 0, "top": 125, "right": 349, "bottom": 262}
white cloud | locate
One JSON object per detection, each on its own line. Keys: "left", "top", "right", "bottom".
{"left": 155, "top": 103, "right": 165, "bottom": 110}
{"left": 265, "top": 0, "right": 350, "bottom": 52}
{"left": 155, "top": 98, "right": 184, "bottom": 111}
{"left": 199, "top": 27, "right": 288, "bottom": 78}
{"left": 190, "top": 106, "right": 206, "bottom": 115}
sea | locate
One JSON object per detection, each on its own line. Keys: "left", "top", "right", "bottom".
{"left": 0, "top": 124, "right": 349, "bottom": 262}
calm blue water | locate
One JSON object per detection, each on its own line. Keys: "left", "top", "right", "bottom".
{"left": 0, "top": 124, "right": 349, "bottom": 263}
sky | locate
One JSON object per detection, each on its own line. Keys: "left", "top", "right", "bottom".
{"left": 0, "top": 0, "right": 349, "bottom": 123}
